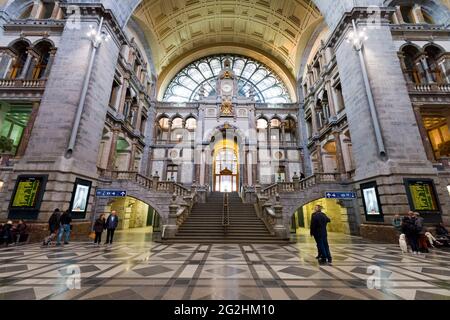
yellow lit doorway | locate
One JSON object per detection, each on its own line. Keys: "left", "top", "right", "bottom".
{"left": 213, "top": 139, "right": 239, "bottom": 192}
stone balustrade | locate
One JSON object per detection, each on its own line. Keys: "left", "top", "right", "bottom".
{"left": 407, "top": 82, "right": 450, "bottom": 94}
{"left": 261, "top": 172, "right": 342, "bottom": 197}
{"left": 0, "top": 79, "right": 47, "bottom": 89}
{"left": 102, "top": 170, "right": 193, "bottom": 195}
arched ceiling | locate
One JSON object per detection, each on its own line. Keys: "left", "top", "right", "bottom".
{"left": 132, "top": 0, "right": 323, "bottom": 86}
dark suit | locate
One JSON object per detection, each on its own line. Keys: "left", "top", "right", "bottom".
{"left": 105, "top": 214, "right": 119, "bottom": 244}
{"left": 310, "top": 211, "right": 332, "bottom": 263}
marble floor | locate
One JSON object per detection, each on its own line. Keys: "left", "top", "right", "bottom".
{"left": 0, "top": 231, "right": 449, "bottom": 300}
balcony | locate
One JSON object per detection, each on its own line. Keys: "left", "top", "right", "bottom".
{"left": 407, "top": 82, "right": 450, "bottom": 94}
{"left": 0, "top": 79, "right": 47, "bottom": 100}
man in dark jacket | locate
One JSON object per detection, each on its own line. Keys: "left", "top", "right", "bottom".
{"left": 402, "top": 211, "right": 420, "bottom": 255}
{"left": 105, "top": 211, "right": 119, "bottom": 245}
{"left": 57, "top": 210, "right": 72, "bottom": 246}
{"left": 310, "top": 205, "right": 332, "bottom": 265}
{"left": 48, "top": 209, "right": 61, "bottom": 235}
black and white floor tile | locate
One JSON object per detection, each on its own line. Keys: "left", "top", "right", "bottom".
{"left": 0, "top": 232, "right": 449, "bottom": 300}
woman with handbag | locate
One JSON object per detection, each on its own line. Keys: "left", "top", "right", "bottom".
{"left": 93, "top": 214, "right": 106, "bottom": 246}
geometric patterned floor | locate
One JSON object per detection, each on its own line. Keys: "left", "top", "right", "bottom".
{"left": 0, "top": 231, "right": 449, "bottom": 300}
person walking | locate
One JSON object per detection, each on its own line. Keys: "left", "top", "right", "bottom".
{"left": 402, "top": 211, "right": 419, "bottom": 255}
{"left": 105, "top": 211, "right": 119, "bottom": 245}
{"left": 48, "top": 209, "right": 61, "bottom": 235}
{"left": 57, "top": 210, "right": 72, "bottom": 246}
{"left": 415, "top": 212, "right": 428, "bottom": 253}
{"left": 310, "top": 205, "right": 332, "bottom": 265}
{"left": 93, "top": 214, "right": 106, "bottom": 246}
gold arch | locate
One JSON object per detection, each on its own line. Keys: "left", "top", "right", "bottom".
{"left": 133, "top": 0, "right": 323, "bottom": 100}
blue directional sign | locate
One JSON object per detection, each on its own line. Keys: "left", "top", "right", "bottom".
{"left": 96, "top": 189, "right": 127, "bottom": 198}
{"left": 325, "top": 191, "right": 357, "bottom": 199}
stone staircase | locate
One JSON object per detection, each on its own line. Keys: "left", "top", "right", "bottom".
{"left": 169, "top": 192, "right": 290, "bottom": 244}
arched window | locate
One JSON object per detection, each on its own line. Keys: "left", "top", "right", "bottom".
{"left": 9, "top": 41, "right": 29, "bottom": 79}
{"left": 171, "top": 117, "right": 183, "bottom": 129}
{"left": 156, "top": 117, "right": 170, "bottom": 143}
{"left": 185, "top": 118, "right": 197, "bottom": 131}
{"left": 171, "top": 117, "right": 184, "bottom": 142}
{"left": 284, "top": 118, "right": 297, "bottom": 144}
{"left": 270, "top": 118, "right": 281, "bottom": 128}
{"left": 32, "top": 41, "right": 53, "bottom": 79}
{"left": 257, "top": 118, "right": 268, "bottom": 143}
{"left": 257, "top": 118, "right": 268, "bottom": 130}
{"left": 424, "top": 45, "right": 445, "bottom": 84}
{"left": 270, "top": 118, "right": 281, "bottom": 144}
{"left": 163, "top": 55, "right": 291, "bottom": 103}
{"left": 401, "top": 45, "right": 423, "bottom": 84}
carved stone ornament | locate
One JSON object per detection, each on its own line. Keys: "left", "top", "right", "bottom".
{"left": 220, "top": 100, "right": 234, "bottom": 116}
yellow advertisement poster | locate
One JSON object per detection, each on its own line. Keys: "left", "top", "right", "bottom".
{"left": 12, "top": 179, "right": 40, "bottom": 208}
{"left": 409, "top": 182, "right": 437, "bottom": 211}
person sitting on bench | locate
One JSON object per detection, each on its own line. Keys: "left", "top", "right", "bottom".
{"left": 12, "top": 220, "right": 29, "bottom": 244}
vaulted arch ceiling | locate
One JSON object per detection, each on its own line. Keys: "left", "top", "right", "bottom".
{"left": 132, "top": 0, "right": 323, "bottom": 98}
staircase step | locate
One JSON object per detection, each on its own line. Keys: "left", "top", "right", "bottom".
{"left": 168, "top": 192, "right": 289, "bottom": 244}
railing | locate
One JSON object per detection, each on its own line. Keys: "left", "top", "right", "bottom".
{"left": 408, "top": 82, "right": 450, "bottom": 93}
{"left": 222, "top": 192, "right": 230, "bottom": 231}
{"left": 102, "top": 171, "right": 191, "bottom": 195}
{"left": 0, "top": 79, "right": 47, "bottom": 89}
{"left": 261, "top": 173, "right": 342, "bottom": 196}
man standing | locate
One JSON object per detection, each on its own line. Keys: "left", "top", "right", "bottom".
{"left": 48, "top": 209, "right": 61, "bottom": 235}
{"left": 105, "top": 211, "right": 119, "bottom": 245}
{"left": 57, "top": 210, "right": 72, "bottom": 246}
{"left": 310, "top": 205, "right": 332, "bottom": 265}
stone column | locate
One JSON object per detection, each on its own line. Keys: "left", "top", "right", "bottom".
{"left": 164, "top": 194, "right": 178, "bottom": 239}
{"left": 420, "top": 56, "right": 435, "bottom": 84}
{"left": 437, "top": 57, "right": 450, "bottom": 84}
{"left": 325, "top": 80, "right": 337, "bottom": 117}
{"left": 128, "top": 141, "right": 137, "bottom": 172}
{"left": 42, "top": 49, "right": 57, "bottom": 79}
{"left": 315, "top": 140, "right": 324, "bottom": 173}
{"left": 131, "top": 104, "right": 139, "bottom": 128}
{"left": 273, "top": 195, "right": 287, "bottom": 239}
{"left": 412, "top": 106, "right": 435, "bottom": 161}
{"left": 394, "top": 6, "right": 405, "bottom": 24}
{"left": 152, "top": 172, "right": 160, "bottom": 191}
{"left": 30, "top": 0, "right": 43, "bottom": 19}
{"left": 106, "top": 129, "right": 119, "bottom": 171}
{"left": 18, "top": 51, "right": 33, "bottom": 79}
{"left": 411, "top": 4, "right": 425, "bottom": 24}
{"left": 167, "top": 119, "right": 173, "bottom": 143}
{"left": 310, "top": 106, "right": 319, "bottom": 135}
{"left": 281, "top": 122, "right": 286, "bottom": 146}
{"left": 51, "top": 1, "right": 62, "bottom": 19}
{"left": 333, "top": 129, "right": 346, "bottom": 175}
{"left": 16, "top": 101, "right": 40, "bottom": 157}
{"left": 117, "top": 78, "right": 129, "bottom": 115}
{"left": 293, "top": 172, "right": 300, "bottom": 190}
{"left": 0, "top": 51, "right": 14, "bottom": 79}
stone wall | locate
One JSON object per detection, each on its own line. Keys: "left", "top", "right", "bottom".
{"left": 0, "top": 220, "right": 92, "bottom": 243}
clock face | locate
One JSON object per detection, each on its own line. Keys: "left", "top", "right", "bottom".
{"left": 221, "top": 81, "right": 233, "bottom": 94}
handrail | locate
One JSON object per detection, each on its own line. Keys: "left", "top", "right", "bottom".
{"left": 222, "top": 192, "right": 230, "bottom": 230}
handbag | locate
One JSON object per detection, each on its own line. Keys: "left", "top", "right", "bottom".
{"left": 88, "top": 231, "right": 96, "bottom": 240}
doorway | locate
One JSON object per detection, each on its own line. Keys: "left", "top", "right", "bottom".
{"left": 213, "top": 141, "right": 239, "bottom": 192}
